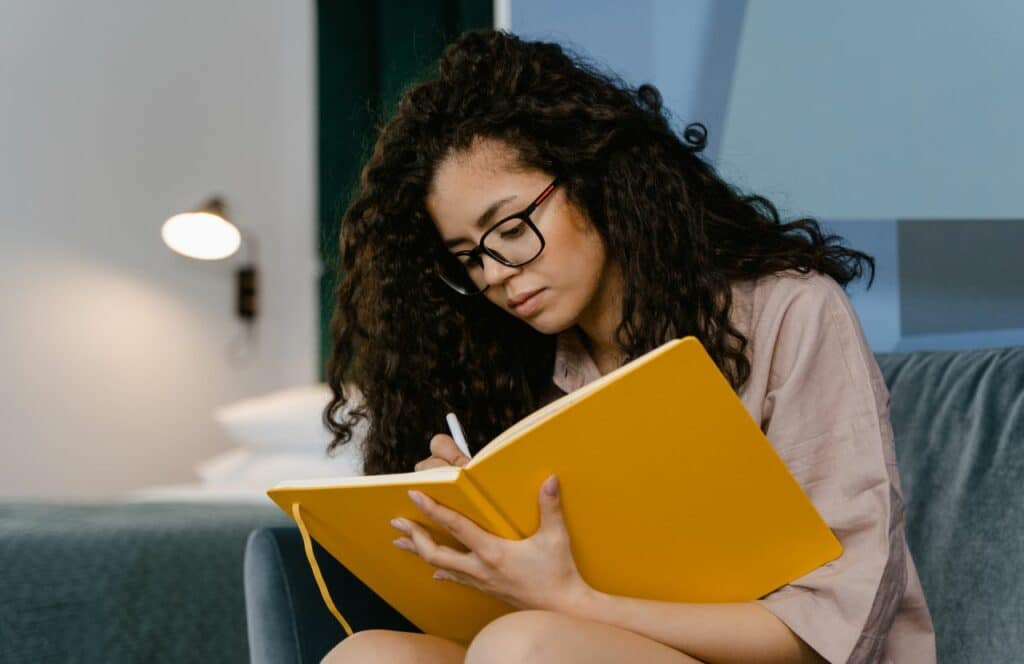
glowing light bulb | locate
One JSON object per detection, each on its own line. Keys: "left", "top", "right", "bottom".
{"left": 161, "top": 210, "right": 241, "bottom": 260}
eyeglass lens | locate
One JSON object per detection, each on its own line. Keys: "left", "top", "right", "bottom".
{"left": 438, "top": 216, "right": 543, "bottom": 294}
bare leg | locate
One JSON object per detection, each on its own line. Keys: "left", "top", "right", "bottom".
{"left": 465, "top": 610, "right": 703, "bottom": 664}
{"left": 319, "top": 629, "right": 467, "bottom": 664}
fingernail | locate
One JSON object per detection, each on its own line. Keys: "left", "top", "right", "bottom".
{"left": 393, "top": 538, "right": 413, "bottom": 551}
{"left": 390, "top": 518, "right": 407, "bottom": 531}
{"left": 408, "top": 490, "right": 426, "bottom": 506}
{"left": 433, "top": 570, "right": 449, "bottom": 580}
{"left": 543, "top": 475, "right": 559, "bottom": 496}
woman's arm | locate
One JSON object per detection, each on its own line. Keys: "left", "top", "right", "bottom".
{"left": 559, "top": 588, "right": 826, "bottom": 664}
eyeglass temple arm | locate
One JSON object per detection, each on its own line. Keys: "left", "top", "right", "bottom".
{"left": 525, "top": 177, "right": 559, "bottom": 214}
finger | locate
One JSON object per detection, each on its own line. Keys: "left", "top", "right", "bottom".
{"left": 429, "top": 433, "right": 470, "bottom": 467}
{"left": 403, "top": 518, "right": 486, "bottom": 578}
{"left": 537, "top": 474, "right": 569, "bottom": 537}
{"left": 409, "top": 490, "right": 495, "bottom": 553}
{"left": 433, "top": 567, "right": 477, "bottom": 587}
{"left": 414, "top": 456, "right": 453, "bottom": 472}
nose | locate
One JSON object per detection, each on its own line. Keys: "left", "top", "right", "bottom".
{"left": 480, "top": 253, "right": 521, "bottom": 286}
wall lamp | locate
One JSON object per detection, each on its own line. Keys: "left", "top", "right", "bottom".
{"left": 161, "top": 196, "right": 259, "bottom": 324}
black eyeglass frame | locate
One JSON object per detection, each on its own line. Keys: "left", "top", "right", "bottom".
{"left": 436, "top": 176, "right": 561, "bottom": 296}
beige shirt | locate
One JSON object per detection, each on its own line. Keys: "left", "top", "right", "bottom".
{"left": 547, "top": 269, "right": 936, "bottom": 664}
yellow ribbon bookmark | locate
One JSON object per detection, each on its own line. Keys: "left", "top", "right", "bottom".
{"left": 291, "top": 502, "right": 354, "bottom": 636}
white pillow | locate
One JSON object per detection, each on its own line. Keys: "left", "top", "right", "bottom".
{"left": 195, "top": 443, "right": 365, "bottom": 486}
{"left": 213, "top": 382, "right": 368, "bottom": 455}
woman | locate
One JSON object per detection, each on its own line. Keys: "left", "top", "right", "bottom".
{"left": 320, "top": 28, "right": 935, "bottom": 664}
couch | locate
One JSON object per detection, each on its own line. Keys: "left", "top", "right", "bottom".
{"left": 243, "top": 345, "right": 1024, "bottom": 663}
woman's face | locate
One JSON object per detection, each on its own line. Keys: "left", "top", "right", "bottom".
{"left": 425, "top": 138, "right": 616, "bottom": 336}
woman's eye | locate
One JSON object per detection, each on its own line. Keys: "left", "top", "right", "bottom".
{"left": 457, "top": 253, "right": 482, "bottom": 268}
{"left": 500, "top": 222, "right": 526, "bottom": 239}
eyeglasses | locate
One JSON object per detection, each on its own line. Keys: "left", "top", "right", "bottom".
{"left": 435, "top": 176, "right": 559, "bottom": 296}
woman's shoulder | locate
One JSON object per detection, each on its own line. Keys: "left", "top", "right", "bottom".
{"left": 728, "top": 268, "right": 850, "bottom": 338}
{"left": 731, "top": 267, "right": 845, "bottom": 304}
{"left": 729, "top": 268, "right": 892, "bottom": 467}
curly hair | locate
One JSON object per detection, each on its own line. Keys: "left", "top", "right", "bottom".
{"left": 323, "top": 28, "right": 874, "bottom": 475}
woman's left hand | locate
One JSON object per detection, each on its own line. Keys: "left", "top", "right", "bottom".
{"left": 390, "top": 474, "right": 592, "bottom": 612}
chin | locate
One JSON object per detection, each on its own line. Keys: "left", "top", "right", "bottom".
{"left": 501, "top": 292, "right": 578, "bottom": 335}
{"left": 522, "top": 310, "right": 576, "bottom": 336}
{"left": 525, "top": 320, "right": 560, "bottom": 335}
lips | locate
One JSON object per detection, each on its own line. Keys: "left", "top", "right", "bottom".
{"left": 509, "top": 288, "right": 547, "bottom": 317}
{"left": 508, "top": 288, "right": 544, "bottom": 308}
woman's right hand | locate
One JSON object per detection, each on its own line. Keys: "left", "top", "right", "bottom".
{"left": 414, "top": 433, "right": 470, "bottom": 471}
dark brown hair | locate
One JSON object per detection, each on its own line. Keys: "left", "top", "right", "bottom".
{"left": 323, "top": 29, "right": 874, "bottom": 474}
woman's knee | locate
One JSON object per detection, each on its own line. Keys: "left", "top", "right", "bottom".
{"left": 320, "top": 629, "right": 465, "bottom": 664}
{"left": 320, "top": 630, "right": 393, "bottom": 664}
{"left": 465, "top": 610, "right": 566, "bottom": 664}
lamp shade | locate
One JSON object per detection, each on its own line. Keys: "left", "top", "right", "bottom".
{"left": 161, "top": 198, "right": 241, "bottom": 260}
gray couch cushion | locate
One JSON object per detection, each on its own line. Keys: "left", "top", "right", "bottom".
{"left": 244, "top": 527, "right": 417, "bottom": 664}
{"left": 876, "top": 346, "right": 1024, "bottom": 663}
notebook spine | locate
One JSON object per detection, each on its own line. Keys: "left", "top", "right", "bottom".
{"left": 459, "top": 471, "right": 524, "bottom": 539}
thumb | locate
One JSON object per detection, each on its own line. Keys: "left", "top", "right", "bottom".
{"left": 538, "top": 474, "right": 565, "bottom": 531}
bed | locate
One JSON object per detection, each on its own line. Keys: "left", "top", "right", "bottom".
{"left": 0, "top": 491, "right": 289, "bottom": 663}
{"left": 0, "top": 384, "right": 365, "bottom": 663}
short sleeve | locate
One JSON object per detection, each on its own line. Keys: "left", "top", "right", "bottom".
{"left": 750, "top": 274, "right": 909, "bottom": 664}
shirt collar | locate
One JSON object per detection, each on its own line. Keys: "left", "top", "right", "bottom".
{"left": 551, "top": 326, "right": 604, "bottom": 394}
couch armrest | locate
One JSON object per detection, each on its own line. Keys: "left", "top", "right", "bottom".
{"left": 243, "top": 527, "right": 417, "bottom": 664}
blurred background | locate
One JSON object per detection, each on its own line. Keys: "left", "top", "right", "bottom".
{"left": 2, "top": 0, "right": 1021, "bottom": 501}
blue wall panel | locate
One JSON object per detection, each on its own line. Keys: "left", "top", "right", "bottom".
{"left": 510, "top": 1, "right": 1022, "bottom": 352}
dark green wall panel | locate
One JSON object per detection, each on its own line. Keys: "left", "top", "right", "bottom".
{"left": 317, "top": 1, "right": 492, "bottom": 379}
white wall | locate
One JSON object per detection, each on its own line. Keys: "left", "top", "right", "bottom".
{"left": 0, "top": 0, "right": 317, "bottom": 500}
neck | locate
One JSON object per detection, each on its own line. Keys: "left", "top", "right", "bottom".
{"left": 575, "top": 260, "right": 626, "bottom": 373}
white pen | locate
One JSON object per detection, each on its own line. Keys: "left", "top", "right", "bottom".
{"left": 445, "top": 411, "right": 473, "bottom": 461}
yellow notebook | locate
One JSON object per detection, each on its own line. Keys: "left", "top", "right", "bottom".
{"left": 267, "top": 336, "right": 843, "bottom": 644}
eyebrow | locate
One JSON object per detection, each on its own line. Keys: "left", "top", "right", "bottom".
{"left": 443, "top": 195, "right": 518, "bottom": 248}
